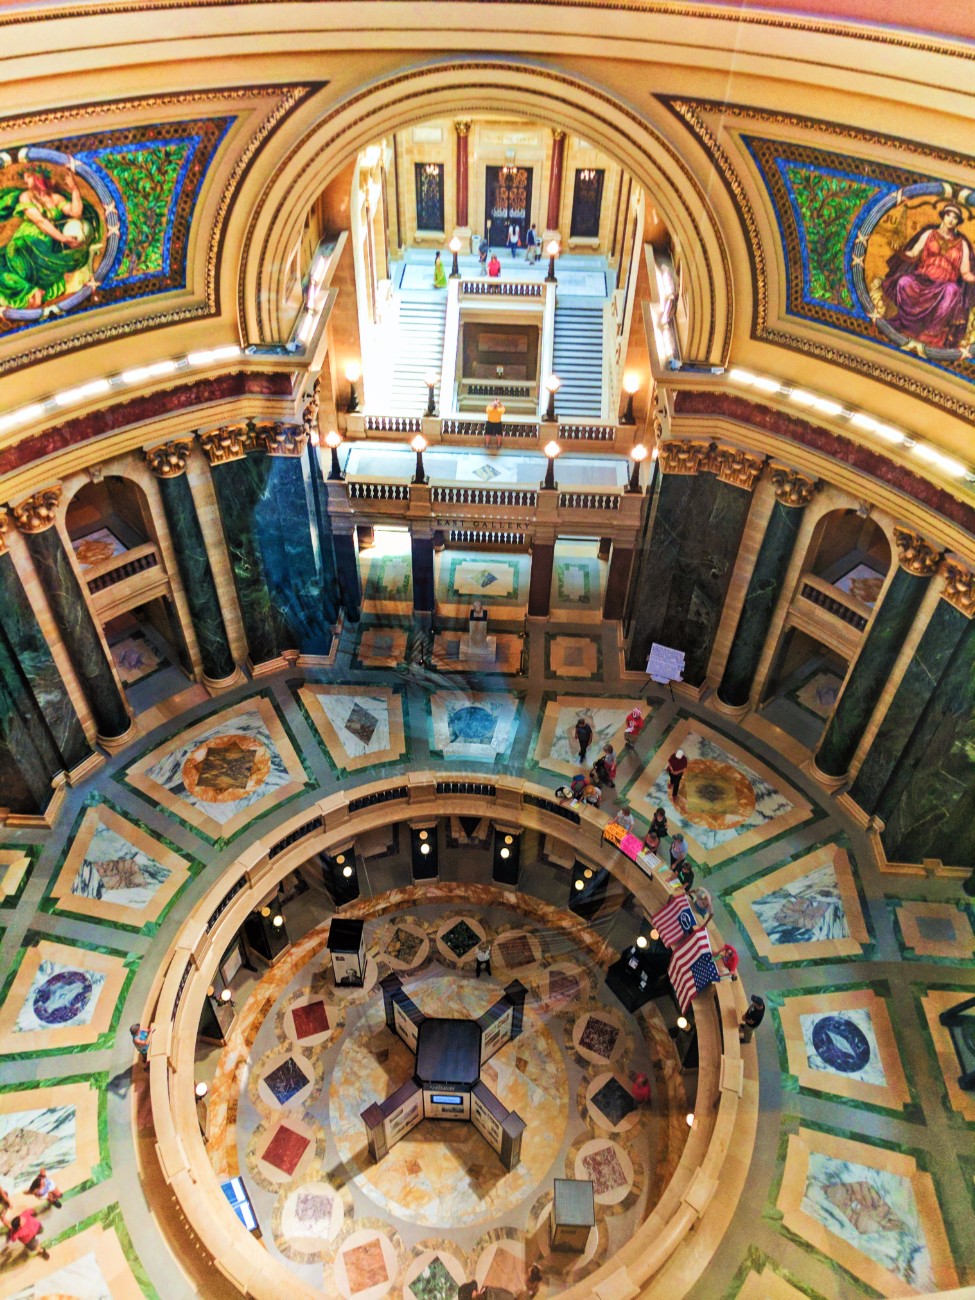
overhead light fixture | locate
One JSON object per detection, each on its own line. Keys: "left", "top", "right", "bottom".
{"left": 342, "top": 864, "right": 354, "bottom": 878}
{"left": 219, "top": 988, "right": 232, "bottom": 1004}
{"left": 500, "top": 847, "right": 510, "bottom": 859}
{"left": 728, "top": 368, "right": 756, "bottom": 384}
{"left": 53, "top": 378, "right": 111, "bottom": 407}
{"left": 420, "top": 843, "right": 431, "bottom": 855}
{"left": 636, "top": 934, "right": 648, "bottom": 949}
{"left": 272, "top": 914, "right": 284, "bottom": 928}
{"left": 574, "top": 878, "right": 585, "bottom": 891}
{"left": 685, "top": 1112, "right": 694, "bottom": 1127}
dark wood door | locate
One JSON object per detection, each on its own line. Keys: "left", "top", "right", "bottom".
{"left": 485, "top": 166, "right": 533, "bottom": 246}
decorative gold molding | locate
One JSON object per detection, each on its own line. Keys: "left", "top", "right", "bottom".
{"left": 552, "top": 127, "right": 565, "bottom": 141}
{"left": 454, "top": 119, "right": 471, "bottom": 136}
{"left": 894, "top": 526, "right": 942, "bottom": 577}
{"left": 145, "top": 440, "right": 194, "bottom": 479}
{"left": 199, "top": 424, "right": 256, "bottom": 466}
{"left": 0, "top": 508, "right": 8, "bottom": 556}
{"left": 658, "top": 440, "right": 710, "bottom": 475}
{"left": 707, "top": 445, "right": 766, "bottom": 492}
{"left": 11, "top": 487, "right": 62, "bottom": 534}
{"left": 261, "top": 422, "right": 307, "bottom": 457}
{"left": 769, "top": 463, "right": 818, "bottom": 507}
{"left": 303, "top": 378, "right": 321, "bottom": 441}
{"left": 941, "top": 560, "right": 975, "bottom": 619}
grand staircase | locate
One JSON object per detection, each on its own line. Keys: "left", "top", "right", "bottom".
{"left": 552, "top": 302, "right": 605, "bottom": 419}
{"left": 390, "top": 293, "right": 448, "bottom": 414}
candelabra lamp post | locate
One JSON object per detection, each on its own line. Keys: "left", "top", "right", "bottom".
{"left": 411, "top": 433, "right": 428, "bottom": 484}
{"left": 544, "top": 374, "right": 560, "bottom": 423}
{"left": 543, "top": 439, "right": 561, "bottom": 490}
{"left": 628, "top": 442, "right": 648, "bottom": 492}
{"left": 620, "top": 372, "right": 640, "bottom": 425}
{"left": 545, "top": 239, "right": 560, "bottom": 284}
{"left": 325, "top": 429, "right": 345, "bottom": 480}
{"left": 345, "top": 362, "right": 361, "bottom": 413}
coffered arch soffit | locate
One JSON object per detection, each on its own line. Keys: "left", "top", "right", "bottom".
{"left": 665, "top": 97, "right": 975, "bottom": 429}
{"left": 239, "top": 62, "right": 733, "bottom": 364}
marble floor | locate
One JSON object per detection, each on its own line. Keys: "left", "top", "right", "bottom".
{"left": 0, "top": 616, "right": 971, "bottom": 1300}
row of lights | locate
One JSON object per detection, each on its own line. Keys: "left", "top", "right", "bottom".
{"left": 728, "top": 367, "right": 973, "bottom": 482}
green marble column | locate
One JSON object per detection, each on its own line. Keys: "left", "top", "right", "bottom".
{"left": 880, "top": 618, "right": 975, "bottom": 866}
{"left": 17, "top": 497, "right": 131, "bottom": 742}
{"left": 150, "top": 450, "right": 237, "bottom": 683}
{"left": 816, "top": 562, "right": 933, "bottom": 779}
{"left": 0, "top": 625, "right": 64, "bottom": 814}
{"left": 718, "top": 499, "right": 805, "bottom": 707}
{"left": 850, "top": 596, "right": 968, "bottom": 814}
{"left": 0, "top": 548, "right": 91, "bottom": 771}
{"left": 626, "top": 467, "right": 753, "bottom": 684}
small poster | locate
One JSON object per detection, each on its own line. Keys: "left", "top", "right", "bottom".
{"left": 647, "top": 642, "right": 685, "bottom": 684}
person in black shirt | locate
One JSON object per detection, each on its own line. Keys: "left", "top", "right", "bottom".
{"left": 575, "top": 717, "right": 593, "bottom": 762}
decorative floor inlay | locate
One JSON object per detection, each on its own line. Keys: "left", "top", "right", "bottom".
{"left": 891, "top": 899, "right": 975, "bottom": 963}
{"left": 0, "top": 1076, "right": 104, "bottom": 1200}
{"left": 120, "top": 694, "right": 311, "bottom": 843}
{"left": 298, "top": 683, "right": 406, "bottom": 773}
{"left": 290, "top": 999, "right": 330, "bottom": 1041}
{"left": 725, "top": 842, "right": 872, "bottom": 966}
{"left": 408, "top": 1253, "right": 461, "bottom": 1300}
{"left": 354, "top": 625, "right": 409, "bottom": 669}
{"left": 71, "top": 526, "right": 126, "bottom": 569}
{"left": 428, "top": 690, "right": 520, "bottom": 760}
{"left": 264, "top": 1057, "right": 312, "bottom": 1106}
{"left": 0, "top": 847, "right": 35, "bottom": 908}
{"left": 527, "top": 695, "right": 647, "bottom": 779}
{"left": 545, "top": 634, "right": 603, "bottom": 680}
{"left": 591, "top": 1076, "right": 637, "bottom": 1125}
{"left": 440, "top": 919, "right": 480, "bottom": 958}
{"left": 916, "top": 985, "right": 975, "bottom": 1124}
{"left": 792, "top": 670, "right": 843, "bottom": 719}
{"left": 111, "top": 629, "right": 168, "bottom": 684}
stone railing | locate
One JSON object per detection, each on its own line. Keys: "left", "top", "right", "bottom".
{"left": 441, "top": 418, "right": 540, "bottom": 440}
{"left": 460, "top": 279, "right": 544, "bottom": 297}
{"left": 344, "top": 412, "right": 634, "bottom": 452}
{"left": 363, "top": 414, "right": 423, "bottom": 435}
{"left": 430, "top": 484, "right": 539, "bottom": 509}
{"left": 558, "top": 488, "right": 623, "bottom": 511}
{"left": 347, "top": 478, "right": 411, "bottom": 502}
{"left": 86, "top": 541, "right": 169, "bottom": 619}
{"left": 147, "top": 772, "right": 754, "bottom": 1300}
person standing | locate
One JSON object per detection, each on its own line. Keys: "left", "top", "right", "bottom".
{"left": 433, "top": 250, "right": 447, "bottom": 288}
{"left": 478, "top": 235, "right": 488, "bottom": 274}
{"left": 526, "top": 1262, "right": 544, "bottom": 1296}
{"left": 739, "top": 995, "right": 766, "bottom": 1043}
{"left": 28, "top": 1168, "right": 61, "bottom": 1208}
{"left": 648, "top": 807, "right": 669, "bottom": 841}
{"left": 130, "top": 1023, "right": 153, "bottom": 1070}
{"left": 3, "top": 1210, "right": 49, "bottom": 1261}
{"left": 631, "top": 1073, "right": 651, "bottom": 1104}
{"left": 525, "top": 223, "right": 539, "bottom": 263}
{"left": 608, "top": 804, "right": 634, "bottom": 834}
{"left": 575, "top": 716, "right": 593, "bottom": 763}
{"left": 667, "top": 858, "right": 694, "bottom": 892}
{"left": 624, "top": 707, "right": 645, "bottom": 746}
{"left": 475, "top": 940, "right": 492, "bottom": 978}
{"left": 506, "top": 222, "right": 520, "bottom": 258}
{"left": 666, "top": 749, "right": 688, "bottom": 798}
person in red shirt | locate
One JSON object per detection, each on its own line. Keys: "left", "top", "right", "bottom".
{"left": 666, "top": 749, "right": 688, "bottom": 798}
{"left": 719, "top": 943, "right": 740, "bottom": 981}
{"left": 487, "top": 253, "right": 501, "bottom": 278}
{"left": 3, "top": 1210, "right": 49, "bottom": 1260}
{"left": 631, "top": 1073, "right": 651, "bottom": 1104}
{"left": 624, "top": 708, "right": 644, "bottom": 746}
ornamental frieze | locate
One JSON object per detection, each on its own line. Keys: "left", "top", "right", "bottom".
{"left": 894, "top": 525, "right": 942, "bottom": 577}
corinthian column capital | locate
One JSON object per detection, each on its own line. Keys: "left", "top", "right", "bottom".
{"left": 145, "top": 439, "right": 193, "bottom": 478}
{"left": 11, "top": 487, "right": 62, "bottom": 534}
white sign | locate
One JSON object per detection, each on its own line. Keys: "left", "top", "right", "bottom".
{"left": 647, "top": 642, "right": 685, "bottom": 684}
{"left": 393, "top": 1000, "right": 419, "bottom": 1050}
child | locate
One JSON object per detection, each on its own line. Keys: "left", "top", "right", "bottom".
{"left": 28, "top": 1168, "right": 62, "bottom": 1208}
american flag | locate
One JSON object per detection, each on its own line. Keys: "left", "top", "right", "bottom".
{"left": 652, "top": 895, "right": 698, "bottom": 948}
{"left": 668, "top": 929, "right": 720, "bottom": 1013}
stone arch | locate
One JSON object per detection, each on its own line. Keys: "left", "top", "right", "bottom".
{"left": 239, "top": 60, "right": 733, "bottom": 362}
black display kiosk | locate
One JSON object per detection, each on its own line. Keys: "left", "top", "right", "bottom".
{"left": 327, "top": 916, "right": 366, "bottom": 987}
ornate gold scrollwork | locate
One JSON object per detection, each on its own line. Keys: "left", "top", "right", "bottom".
{"left": 941, "top": 559, "right": 975, "bottom": 618}
{"left": 657, "top": 440, "right": 710, "bottom": 475}
{"left": 198, "top": 423, "right": 255, "bottom": 466}
{"left": 710, "top": 445, "right": 766, "bottom": 492}
{"left": 769, "top": 463, "right": 818, "bottom": 507}
{"left": 11, "top": 487, "right": 62, "bottom": 534}
{"left": 145, "top": 439, "right": 193, "bottom": 478}
{"left": 0, "top": 508, "right": 8, "bottom": 555}
{"left": 261, "top": 422, "right": 307, "bottom": 457}
{"left": 894, "top": 525, "right": 942, "bottom": 577}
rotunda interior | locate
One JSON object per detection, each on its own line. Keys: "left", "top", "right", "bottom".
{"left": 0, "top": 4, "right": 974, "bottom": 1299}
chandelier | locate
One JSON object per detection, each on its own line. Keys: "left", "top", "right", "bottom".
{"left": 579, "top": 168, "right": 597, "bottom": 183}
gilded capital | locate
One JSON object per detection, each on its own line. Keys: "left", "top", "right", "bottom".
{"left": 769, "top": 463, "right": 818, "bottom": 507}
{"left": 941, "top": 559, "right": 975, "bottom": 619}
{"left": 894, "top": 525, "right": 942, "bottom": 577}
{"left": 11, "top": 487, "right": 62, "bottom": 534}
{"left": 552, "top": 128, "right": 565, "bottom": 142}
{"left": 145, "top": 439, "right": 193, "bottom": 478}
{"left": 711, "top": 446, "right": 766, "bottom": 493}
{"left": 199, "top": 423, "right": 254, "bottom": 466}
{"left": 261, "top": 421, "right": 307, "bottom": 457}
{"left": 0, "top": 508, "right": 8, "bottom": 556}
{"left": 454, "top": 119, "right": 471, "bottom": 137}
{"left": 657, "top": 440, "right": 709, "bottom": 475}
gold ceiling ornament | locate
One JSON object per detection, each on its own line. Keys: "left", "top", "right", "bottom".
{"left": 894, "top": 525, "right": 942, "bottom": 577}
{"left": 0, "top": 508, "right": 8, "bottom": 556}
{"left": 709, "top": 445, "right": 766, "bottom": 492}
{"left": 657, "top": 440, "right": 710, "bottom": 475}
{"left": 941, "top": 559, "right": 975, "bottom": 619}
{"left": 11, "top": 487, "right": 62, "bottom": 534}
{"left": 261, "top": 422, "right": 307, "bottom": 457}
{"left": 769, "top": 463, "right": 818, "bottom": 507}
{"left": 145, "top": 439, "right": 193, "bottom": 479}
{"left": 198, "top": 423, "right": 255, "bottom": 466}
{"left": 454, "top": 119, "right": 471, "bottom": 136}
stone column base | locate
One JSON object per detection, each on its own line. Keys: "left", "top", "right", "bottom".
{"left": 67, "top": 751, "right": 106, "bottom": 785}
{"left": 710, "top": 694, "right": 750, "bottom": 721}
{"left": 805, "top": 757, "right": 847, "bottom": 792}
{"left": 98, "top": 718, "right": 139, "bottom": 753}
{"left": 203, "top": 665, "right": 246, "bottom": 694}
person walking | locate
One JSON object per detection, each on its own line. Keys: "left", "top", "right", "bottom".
{"left": 525, "top": 223, "right": 539, "bottom": 264}
{"left": 666, "top": 749, "right": 688, "bottom": 798}
{"left": 475, "top": 940, "right": 492, "bottom": 978}
{"left": 740, "top": 995, "right": 766, "bottom": 1043}
{"left": 506, "top": 222, "right": 520, "bottom": 258}
{"left": 130, "top": 1023, "right": 152, "bottom": 1070}
{"left": 28, "top": 1169, "right": 61, "bottom": 1209}
{"left": 575, "top": 716, "right": 593, "bottom": 763}
{"left": 631, "top": 1073, "right": 651, "bottom": 1104}
{"left": 593, "top": 744, "right": 617, "bottom": 787}
{"left": 433, "top": 250, "right": 447, "bottom": 288}
{"left": 3, "top": 1210, "right": 49, "bottom": 1261}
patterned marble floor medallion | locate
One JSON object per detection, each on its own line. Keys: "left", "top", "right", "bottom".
{"left": 0, "top": 1077, "right": 104, "bottom": 1198}
{"left": 475, "top": 1239, "right": 526, "bottom": 1294}
{"left": 381, "top": 920, "right": 429, "bottom": 971}
{"left": 492, "top": 928, "right": 542, "bottom": 972}
{"left": 45, "top": 802, "right": 192, "bottom": 931}
{"left": 283, "top": 993, "right": 340, "bottom": 1048}
{"left": 435, "top": 916, "right": 484, "bottom": 963}
{"left": 3, "top": 1213, "right": 148, "bottom": 1300}
{"left": 447, "top": 556, "right": 520, "bottom": 600}
{"left": 725, "top": 842, "right": 871, "bottom": 966}
{"left": 778, "top": 1125, "right": 958, "bottom": 1295}
{"left": 545, "top": 633, "right": 602, "bottom": 680}
{"left": 587, "top": 1072, "right": 640, "bottom": 1132}
{"left": 776, "top": 986, "right": 912, "bottom": 1111}
{"left": 355, "top": 625, "right": 408, "bottom": 668}
{"left": 362, "top": 554, "right": 413, "bottom": 607}
{"left": 534, "top": 962, "right": 592, "bottom": 1014}
{"left": 275, "top": 1178, "right": 345, "bottom": 1259}
{"left": 333, "top": 1225, "right": 399, "bottom": 1299}
{"left": 111, "top": 629, "right": 168, "bottom": 684}
{"left": 0, "top": 846, "right": 36, "bottom": 909}
{"left": 553, "top": 558, "right": 600, "bottom": 607}
{"left": 298, "top": 683, "right": 406, "bottom": 772}
{"left": 251, "top": 1114, "right": 318, "bottom": 1186}
{"left": 528, "top": 695, "right": 648, "bottom": 779}
{"left": 732, "top": 1258, "right": 824, "bottom": 1300}
{"left": 626, "top": 720, "right": 814, "bottom": 865}
{"left": 329, "top": 974, "right": 568, "bottom": 1227}
{"left": 121, "top": 694, "right": 311, "bottom": 842}
{"left": 574, "top": 1136, "right": 635, "bottom": 1206}
{"left": 257, "top": 1048, "right": 317, "bottom": 1110}
{"left": 428, "top": 690, "right": 520, "bottom": 760}
{"left": 405, "top": 1248, "right": 466, "bottom": 1300}
{"left": 917, "top": 986, "right": 975, "bottom": 1124}
{"left": 0, "top": 937, "right": 133, "bottom": 1056}
{"left": 793, "top": 671, "right": 843, "bottom": 719}
{"left": 892, "top": 899, "right": 975, "bottom": 963}
{"left": 572, "top": 1008, "right": 627, "bottom": 1066}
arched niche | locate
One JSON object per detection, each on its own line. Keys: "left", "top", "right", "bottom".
{"left": 239, "top": 61, "right": 731, "bottom": 364}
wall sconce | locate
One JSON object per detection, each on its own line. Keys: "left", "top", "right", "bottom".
{"left": 543, "top": 439, "right": 561, "bottom": 491}
{"left": 411, "top": 433, "right": 428, "bottom": 484}
{"left": 628, "top": 442, "right": 648, "bottom": 493}
{"left": 544, "top": 374, "right": 560, "bottom": 424}
{"left": 448, "top": 235, "right": 462, "bottom": 279}
{"left": 621, "top": 372, "right": 640, "bottom": 425}
{"left": 272, "top": 913, "right": 284, "bottom": 928}
{"left": 345, "top": 361, "right": 361, "bottom": 413}
{"left": 342, "top": 863, "right": 354, "bottom": 878}
{"left": 324, "top": 429, "right": 344, "bottom": 480}
{"left": 425, "top": 371, "right": 438, "bottom": 418}
{"left": 545, "top": 239, "right": 560, "bottom": 283}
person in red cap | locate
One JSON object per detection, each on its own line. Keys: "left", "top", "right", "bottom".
{"left": 624, "top": 708, "right": 645, "bottom": 746}
{"left": 631, "top": 1073, "right": 651, "bottom": 1104}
